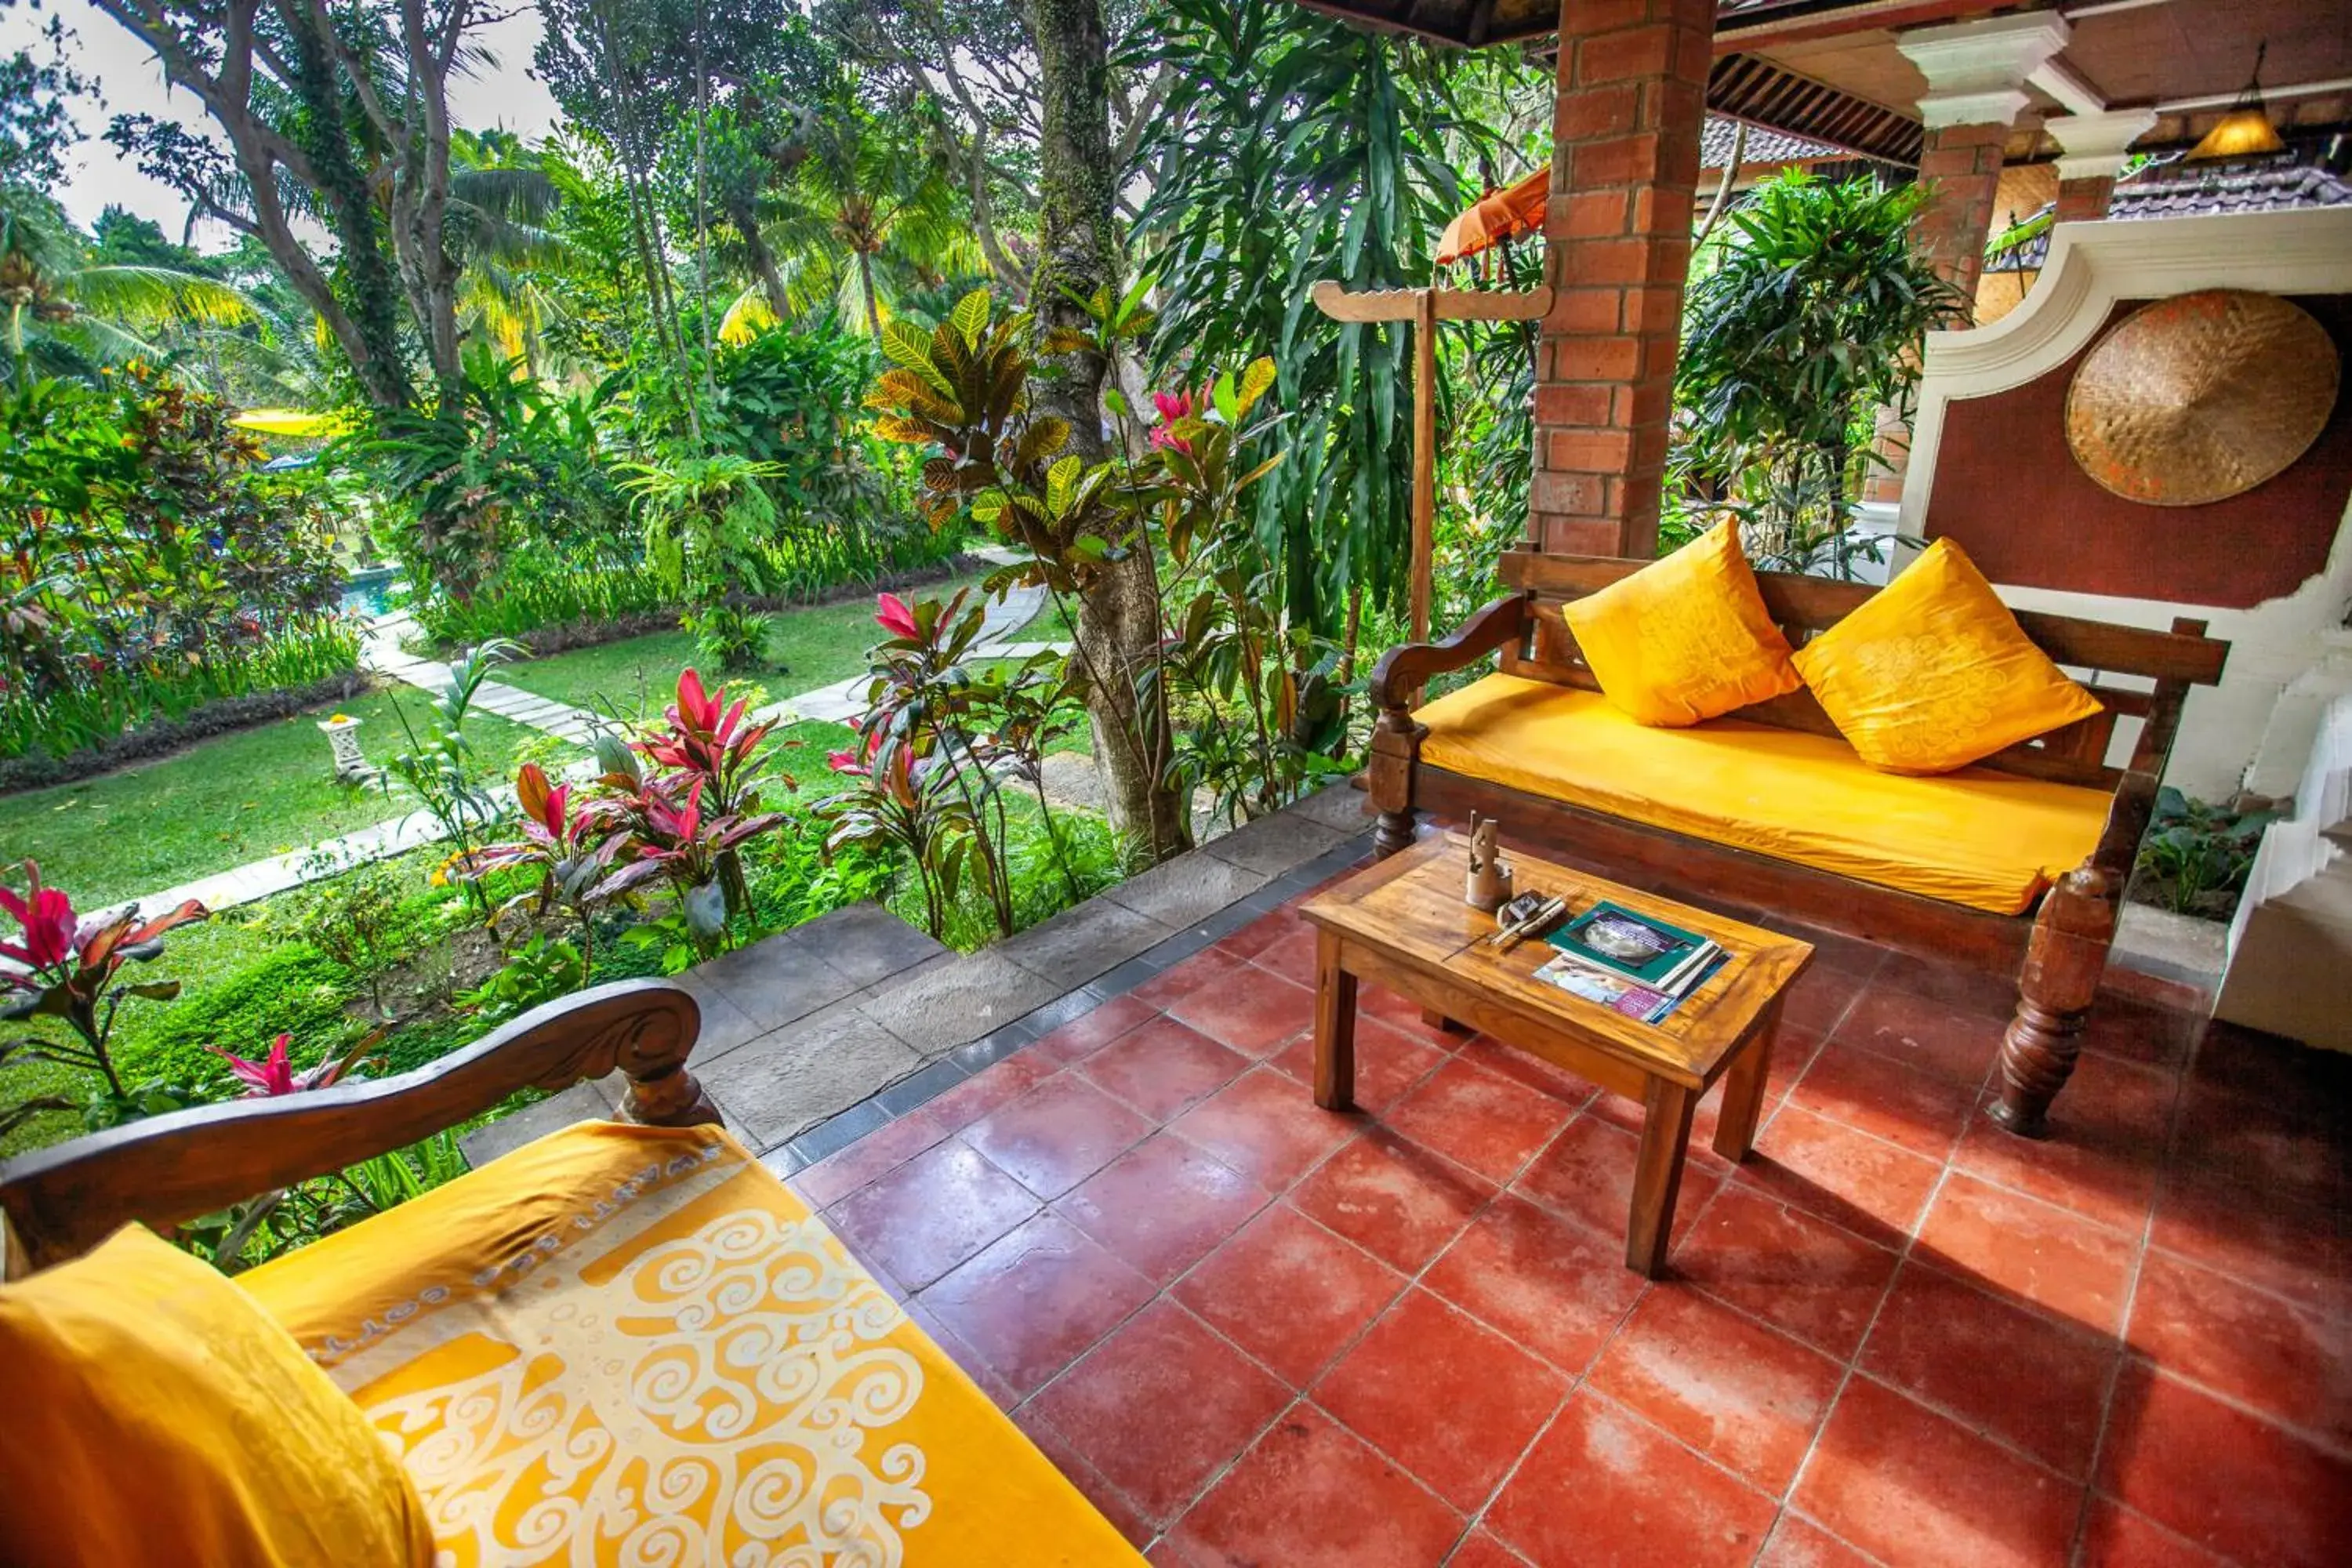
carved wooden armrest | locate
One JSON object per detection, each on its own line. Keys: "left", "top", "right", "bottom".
{"left": 0, "top": 979, "right": 712, "bottom": 1275}
{"left": 1367, "top": 593, "right": 1530, "bottom": 713}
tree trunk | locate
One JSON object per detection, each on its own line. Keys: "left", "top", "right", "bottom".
{"left": 1026, "top": 0, "right": 1189, "bottom": 865}
{"left": 729, "top": 198, "right": 790, "bottom": 319}
{"left": 858, "top": 248, "right": 884, "bottom": 339}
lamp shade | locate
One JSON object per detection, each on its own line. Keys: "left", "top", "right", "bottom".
{"left": 2187, "top": 107, "right": 2286, "bottom": 162}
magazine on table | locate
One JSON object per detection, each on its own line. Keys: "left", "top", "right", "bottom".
{"left": 1534, "top": 945, "right": 1730, "bottom": 1025}
{"left": 1547, "top": 900, "right": 1724, "bottom": 998}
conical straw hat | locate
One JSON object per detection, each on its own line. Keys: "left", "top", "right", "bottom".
{"left": 2064, "top": 289, "right": 2339, "bottom": 506}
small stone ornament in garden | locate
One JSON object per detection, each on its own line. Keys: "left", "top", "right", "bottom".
{"left": 318, "top": 713, "right": 375, "bottom": 783}
{"left": 1465, "top": 812, "right": 1513, "bottom": 913}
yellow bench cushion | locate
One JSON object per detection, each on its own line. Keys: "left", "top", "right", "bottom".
{"left": 1414, "top": 673, "right": 2111, "bottom": 916}
{"left": 241, "top": 1121, "right": 1144, "bottom": 1568}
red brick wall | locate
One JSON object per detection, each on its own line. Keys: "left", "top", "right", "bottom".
{"left": 1913, "top": 120, "right": 2010, "bottom": 300}
{"left": 1528, "top": 0, "right": 1715, "bottom": 560}
{"left": 2056, "top": 174, "right": 2115, "bottom": 223}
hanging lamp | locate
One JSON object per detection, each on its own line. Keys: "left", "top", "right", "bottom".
{"left": 2187, "top": 42, "right": 2287, "bottom": 162}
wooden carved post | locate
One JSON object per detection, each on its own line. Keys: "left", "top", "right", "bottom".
{"left": 1367, "top": 708, "right": 1423, "bottom": 859}
{"left": 1989, "top": 865, "right": 2115, "bottom": 1137}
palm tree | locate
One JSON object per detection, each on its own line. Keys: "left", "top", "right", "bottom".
{"left": 764, "top": 102, "right": 978, "bottom": 336}
{"left": 439, "top": 130, "right": 575, "bottom": 371}
{"left": 0, "top": 192, "right": 258, "bottom": 387}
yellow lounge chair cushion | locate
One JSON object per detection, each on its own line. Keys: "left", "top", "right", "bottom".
{"left": 1792, "top": 539, "right": 2105, "bottom": 775}
{"left": 1559, "top": 521, "right": 1802, "bottom": 727}
{"left": 241, "top": 1121, "right": 1145, "bottom": 1568}
{"left": 1414, "top": 673, "right": 2110, "bottom": 914}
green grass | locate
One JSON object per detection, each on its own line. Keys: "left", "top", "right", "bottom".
{"left": 0, "top": 687, "right": 571, "bottom": 908}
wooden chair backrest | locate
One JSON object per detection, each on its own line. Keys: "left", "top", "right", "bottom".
{"left": 1496, "top": 550, "right": 2231, "bottom": 790}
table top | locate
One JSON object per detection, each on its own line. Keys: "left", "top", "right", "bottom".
{"left": 1300, "top": 834, "right": 1813, "bottom": 1089}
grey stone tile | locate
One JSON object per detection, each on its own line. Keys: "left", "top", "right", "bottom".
{"left": 459, "top": 1082, "right": 612, "bottom": 1168}
{"left": 993, "top": 898, "right": 1174, "bottom": 985}
{"left": 949, "top": 1022, "right": 1043, "bottom": 1075}
{"left": 787, "top": 1098, "right": 892, "bottom": 1167}
{"left": 1200, "top": 810, "right": 1352, "bottom": 878}
{"left": 1102, "top": 846, "right": 1276, "bottom": 929}
{"left": 1012, "top": 984, "right": 1114, "bottom": 1038}
{"left": 789, "top": 902, "right": 949, "bottom": 988}
{"left": 1287, "top": 782, "right": 1372, "bottom": 833}
{"left": 856, "top": 950, "right": 1068, "bottom": 1057}
{"left": 874, "top": 1055, "right": 969, "bottom": 1116}
{"left": 689, "top": 931, "right": 862, "bottom": 1031}
{"left": 1092, "top": 954, "right": 1165, "bottom": 996}
{"left": 670, "top": 975, "right": 768, "bottom": 1063}
{"left": 696, "top": 1012, "right": 921, "bottom": 1152}
{"left": 759, "top": 1144, "right": 809, "bottom": 1179}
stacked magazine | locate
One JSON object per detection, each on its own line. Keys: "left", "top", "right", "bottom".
{"left": 1531, "top": 901, "right": 1729, "bottom": 1025}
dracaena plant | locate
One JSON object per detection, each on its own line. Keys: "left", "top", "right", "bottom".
{"left": 455, "top": 762, "right": 625, "bottom": 964}
{"left": 594, "top": 775, "right": 786, "bottom": 967}
{"left": 634, "top": 669, "right": 789, "bottom": 920}
{"left": 0, "top": 862, "right": 210, "bottom": 1134}
{"left": 384, "top": 637, "right": 526, "bottom": 916}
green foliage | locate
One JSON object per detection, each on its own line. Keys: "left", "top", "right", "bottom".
{"left": 683, "top": 603, "right": 772, "bottom": 673}
{"left": 382, "top": 641, "right": 527, "bottom": 912}
{"left": 620, "top": 451, "right": 788, "bottom": 604}
{"left": 253, "top": 855, "right": 407, "bottom": 1020}
{"left": 459, "top": 935, "right": 589, "bottom": 1025}
{"left": 2133, "top": 788, "right": 2280, "bottom": 920}
{"left": 407, "top": 556, "right": 672, "bottom": 649}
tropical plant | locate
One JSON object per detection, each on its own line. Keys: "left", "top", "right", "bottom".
{"left": 630, "top": 668, "right": 787, "bottom": 917}
{"left": 1675, "top": 172, "right": 1970, "bottom": 575}
{"left": 459, "top": 935, "right": 589, "bottom": 1024}
{"left": 2132, "top": 788, "right": 2281, "bottom": 919}
{"left": 384, "top": 640, "right": 527, "bottom": 913}
{"left": 0, "top": 191, "right": 259, "bottom": 387}
{"left": 619, "top": 451, "right": 788, "bottom": 605}
{"left": 815, "top": 724, "right": 978, "bottom": 941}
{"left": 456, "top": 761, "right": 626, "bottom": 963}
{"left": 258, "top": 855, "right": 408, "bottom": 1020}
{"left": 205, "top": 1031, "right": 373, "bottom": 1098}
{"left": 0, "top": 864, "right": 210, "bottom": 1132}
{"left": 594, "top": 773, "right": 786, "bottom": 965}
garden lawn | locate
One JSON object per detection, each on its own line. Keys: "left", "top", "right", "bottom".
{"left": 0, "top": 686, "right": 572, "bottom": 909}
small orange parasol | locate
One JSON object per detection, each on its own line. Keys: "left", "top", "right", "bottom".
{"left": 1436, "top": 165, "right": 1552, "bottom": 266}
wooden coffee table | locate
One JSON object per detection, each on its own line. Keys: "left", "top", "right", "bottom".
{"left": 1300, "top": 834, "right": 1813, "bottom": 1277}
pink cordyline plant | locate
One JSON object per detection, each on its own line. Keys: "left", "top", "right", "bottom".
{"left": 205, "top": 1033, "right": 355, "bottom": 1098}
{"left": 1150, "top": 387, "right": 1208, "bottom": 455}
{"left": 874, "top": 593, "right": 920, "bottom": 641}
{"left": 638, "top": 669, "right": 779, "bottom": 815}
{"left": 454, "top": 763, "right": 625, "bottom": 959}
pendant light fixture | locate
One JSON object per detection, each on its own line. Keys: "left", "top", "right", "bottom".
{"left": 2187, "top": 42, "right": 2288, "bottom": 162}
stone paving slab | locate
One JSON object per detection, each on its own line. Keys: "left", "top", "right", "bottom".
{"left": 991, "top": 896, "right": 1175, "bottom": 988}
{"left": 685, "top": 935, "right": 862, "bottom": 1036}
{"left": 855, "top": 949, "right": 1070, "bottom": 1058}
{"left": 1100, "top": 845, "right": 1277, "bottom": 930}
{"left": 790, "top": 903, "right": 949, "bottom": 987}
{"left": 459, "top": 1079, "right": 615, "bottom": 1167}
{"left": 1197, "top": 808, "right": 1352, "bottom": 878}
{"left": 697, "top": 1004, "right": 923, "bottom": 1149}
{"left": 1287, "top": 780, "right": 1371, "bottom": 833}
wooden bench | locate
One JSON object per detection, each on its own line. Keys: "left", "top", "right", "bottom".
{"left": 1365, "top": 548, "right": 2230, "bottom": 1136}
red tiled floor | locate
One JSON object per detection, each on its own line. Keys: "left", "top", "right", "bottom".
{"left": 2171, "top": 1082, "right": 2352, "bottom": 1211}
{"left": 1248, "top": 927, "right": 1321, "bottom": 989}
{"left": 1792, "top": 1377, "right": 2084, "bottom": 1568}
{"left": 1422, "top": 1193, "right": 1646, "bottom": 1374}
{"left": 1858, "top": 1258, "right": 2121, "bottom": 1478}
{"left": 1080, "top": 1015, "right": 1252, "bottom": 1122}
{"left": 1356, "top": 982, "right": 1474, "bottom": 1046}
{"left": 1586, "top": 1286, "right": 1843, "bottom": 1493}
{"left": 2148, "top": 1174, "right": 2352, "bottom": 1316}
{"left": 2188, "top": 1016, "right": 2352, "bottom": 1108}
{"left": 1486, "top": 1389, "right": 1777, "bottom": 1568}
{"left": 1011, "top": 1404, "right": 1155, "bottom": 1548}
{"left": 1169, "top": 1065, "right": 1361, "bottom": 1189}
{"left": 1290, "top": 1127, "right": 1495, "bottom": 1274}
{"left": 1443, "top": 1531, "right": 1534, "bottom": 1568}
{"left": 1381, "top": 1056, "right": 1574, "bottom": 1185}
{"left": 1788, "top": 1039, "right": 1979, "bottom": 1161}
{"left": 2126, "top": 1248, "right": 2352, "bottom": 1449}
{"left": 1172, "top": 1202, "right": 1404, "bottom": 1387}
{"left": 2077, "top": 1496, "right": 2234, "bottom": 1567}
{"left": 1159, "top": 1403, "right": 1464, "bottom": 1568}
{"left": 823, "top": 1137, "right": 1039, "bottom": 1291}
{"left": 1132, "top": 946, "right": 1257, "bottom": 1011}
{"left": 1313, "top": 1287, "right": 1567, "bottom": 1510}
{"left": 1917, "top": 1171, "right": 2137, "bottom": 1333}
{"left": 1457, "top": 1033, "right": 1604, "bottom": 1108}
{"left": 1268, "top": 1013, "right": 1451, "bottom": 1112}
{"left": 917, "top": 1213, "right": 1156, "bottom": 1401}
{"left": 1736, "top": 1102, "right": 1943, "bottom": 1247}
{"left": 1672, "top": 1184, "right": 1900, "bottom": 1359}
{"left": 1779, "top": 962, "right": 1869, "bottom": 1036}
{"left": 2097, "top": 1360, "right": 2352, "bottom": 1568}
{"left": 1027, "top": 1299, "right": 1290, "bottom": 1527}
{"left": 924, "top": 1049, "right": 1057, "bottom": 1132}
{"left": 1166, "top": 969, "right": 1316, "bottom": 1055}
{"left": 1054, "top": 1132, "right": 1269, "bottom": 1284}
{"left": 964, "top": 1073, "right": 1153, "bottom": 1199}
{"left": 1029, "top": 992, "right": 1160, "bottom": 1065}
{"left": 1512, "top": 1112, "right": 1653, "bottom": 1238}
{"left": 1211, "top": 906, "right": 1301, "bottom": 962}
{"left": 789, "top": 1105, "right": 948, "bottom": 1210}
{"left": 1949, "top": 1048, "right": 2174, "bottom": 1233}
{"left": 1831, "top": 981, "right": 2008, "bottom": 1086}
{"left": 1754, "top": 1513, "right": 1882, "bottom": 1568}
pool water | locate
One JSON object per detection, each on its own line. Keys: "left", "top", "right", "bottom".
{"left": 341, "top": 568, "right": 404, "bottom": 619}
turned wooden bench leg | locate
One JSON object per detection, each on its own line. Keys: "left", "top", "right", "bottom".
{"left": 1990, "top": 866, "right": 2115, "bottom": 1138}
{"left": 1367, "top": 710, "right": 1422, "bottom": 859}
{"left": 621, "top": 1062, "right": 724, "bottom": 1128}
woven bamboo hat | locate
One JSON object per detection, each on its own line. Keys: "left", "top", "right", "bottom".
{"left": 2065, "top": 289, "right": 2339, "bottom": 506}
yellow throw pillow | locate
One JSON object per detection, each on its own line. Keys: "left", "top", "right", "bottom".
{"left": 1560, "top": 521, "right": 1802, "bottom": 726}
{"left": 0, "top": 1224, "right": 435, "bottom": 1568}
{"left": 1793, "top": 538, "right": 2104, "bottom": 775}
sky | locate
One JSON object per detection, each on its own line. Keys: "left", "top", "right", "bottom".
{"left": 2, "top": 0, "right": 564, "bottom": 238}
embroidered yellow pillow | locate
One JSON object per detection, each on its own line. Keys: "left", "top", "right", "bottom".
{"left": 0, "top": 1223, "right": 435, "bottom": 1568}
{"left": 1559, "top": 521, "right": 1801, "bottom": 726}
{"left": 1793, "top": 538, "right": 2104, "bottom": 775}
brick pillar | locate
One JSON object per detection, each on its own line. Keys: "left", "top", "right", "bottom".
{"left": 2056, "top": 174, "right": 2115, "bottom": 222}
{"left": 2048, "top": 107, "right": 2155, "bottom": 224}
{"left": 1913, "top": 120, "right": 2011, "bottom": 300}
{"left": 1527, "top": 0, "right": 1715, "bottom": 560}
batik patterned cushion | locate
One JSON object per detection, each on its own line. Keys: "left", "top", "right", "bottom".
{"left": 1559, "top": 521, "right": 1802, "bottom": 727}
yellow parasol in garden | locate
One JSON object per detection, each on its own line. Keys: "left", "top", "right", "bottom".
{"left": 230, "top": 408, "right": 359, "bottom": 438}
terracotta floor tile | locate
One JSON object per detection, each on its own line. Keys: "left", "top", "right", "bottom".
{"left": 1755, "top": 1514, "right": 1881, "bottom": 1568}
{"left": 1028, "top": 1299, "right": 1290, "bottom": 1527}
{"left": 1213, "top": 906, "right": 1303, "bottom": 962}
{"left": 1290, "top": 1127, "right": 1496, "bottom": 1274}
{"left": 1161, "top": 1403, "right": 1465, "bottom": 1568}
{"left": 925, "top": 1049, "right": 1058, "bottom": 1133}
{"left": 1384, "top": 1056, "right": 1574, "bottom": 1185}
{"left": 1872, "top": 952, "right": 2023, "bottom": 1019}
{"left": 918, "top": 1212, "right": 1156, "bottom": 1401}
{"left": 1167, "top": 971, "right": 1317, "bottom": 1057}
{"left": 1791, "top": 1377, "right": 2084, "bottom": 1568}
{"left": 2074, "top": 989, "right": 2201, "bottom": 1071}
{"left": 1950, "top": 1051, "right": 2173, "bottom": 1233}
{"left": 2097, "top": 1361, "right": 2352, "bottom": 1568}
{"left": 1444, "top": 1530, "right": 1533, "bottom": 1568}
{"left": 789, "top": 1106, "right": 949, "bottom": 1210}
{"left": 1422, "top": 1193, "right": 1646, "bottom": 1375}
{"left": 1269, "top": 1014, "right": 1451, "bottom": 1113}
{"left": 2148, "top": 1177, "right": 2352, "bottom": 1316}
{"left": 1780, "top": 964, "right": 1870, "bottom": 1036}
{"left": 2171, "top": 1083, "right": 2352, "bottom": 1211}
{"left": 1011, "top": 1404, "right": 1154, "bottom": 1548}
{"left": 1029, "top": 992, "right": 1160, "bottom": 1066}
{"left": 2188, "top": 1016, "right": 2352, "bottom": 1109}
{"left": 1173, "top": 1202, "right": 1404, "bottom": 1388}
{"left": 1857, "top": 1259, "right": 2120, "bottom": 1479}
{"left": 1512, "top": 1112, "right": 1649, "bottom": 1238}
{"left": 2126, "top": 1249, "right": 2352, "bottom": 1451}
{"left": 2076, "top": 1496, "right": 2232, "bottom": 1568}
{"left": 1486, "top": 1389, "right": 1777, "bottom": 1568}
{"left": 902, "top": 1296, "right": 1019, "bottom": 1410}
{"left": 1081, "top": 1015, "right": 1252, "bottom": 1122}
{"left": 964, "top": 1073, "right": 1154, "bottom": 1200}
{"left": 1916, "top": 1172, "right": 2137, "bottom": 1334}
{"left": 1737, "top": 1102, "right": 1944, "bottom": 1248}
{"left": 1832, "top": 982, "right": 2007, "bottom": 1087}
{"left": 823, "top": 1136, "right": 1040, "bottom": 1292}
{"left": 1587, "top": 1287, "right": 1844, "bottom": 1494}
{"left": 1358, "top": 982, "right": 1474, "bottom": 1047}
{"left": 1313, "top": 1287, "right": 1568, "bottom": 1511}
{"left": 1054, "top": 1131, "right": 1270, "bottom": 1284}
{"left": 1170, "top": 1066, "right": 1362, "bottom": 1190}
{"left": 1457, "top": 1034, "right": 1605, "bottom": 1108}
{"left": 1250, "top": 927, "right": 1321, "bottom": 989}
{"left": 1133, "top": 946, "right": 1258, "bottom": 1011}
{"left": 1788, "top": 1040, "right": 1977, "bottom": 1162}
{"left": 1673, "top": 1185, "right": 1900, "bottom": 1359}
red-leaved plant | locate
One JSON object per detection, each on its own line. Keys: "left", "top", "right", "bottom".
{"left": 206, "top": 1033, "right": 373, "bottom": 1098}
{"left": 455, "top": 761, "right": 626, "bottom": 962}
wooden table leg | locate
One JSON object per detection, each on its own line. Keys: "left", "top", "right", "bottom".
{"left": 1314, "top": 928, "right": 1358, "bottom": 1112}
{"left": 1710, "top": 996, "right": 1781, "bottom": 1163}
{"left": 1626, "top": 1077, "right": 1696, "bottom": 1277}
{"left": 1420, "top": 1007, "right": 1471, "bottom": 1035}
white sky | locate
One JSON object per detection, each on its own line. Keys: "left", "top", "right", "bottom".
{"left": 2, "top": 0, "right": 562, "bottom": 239}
